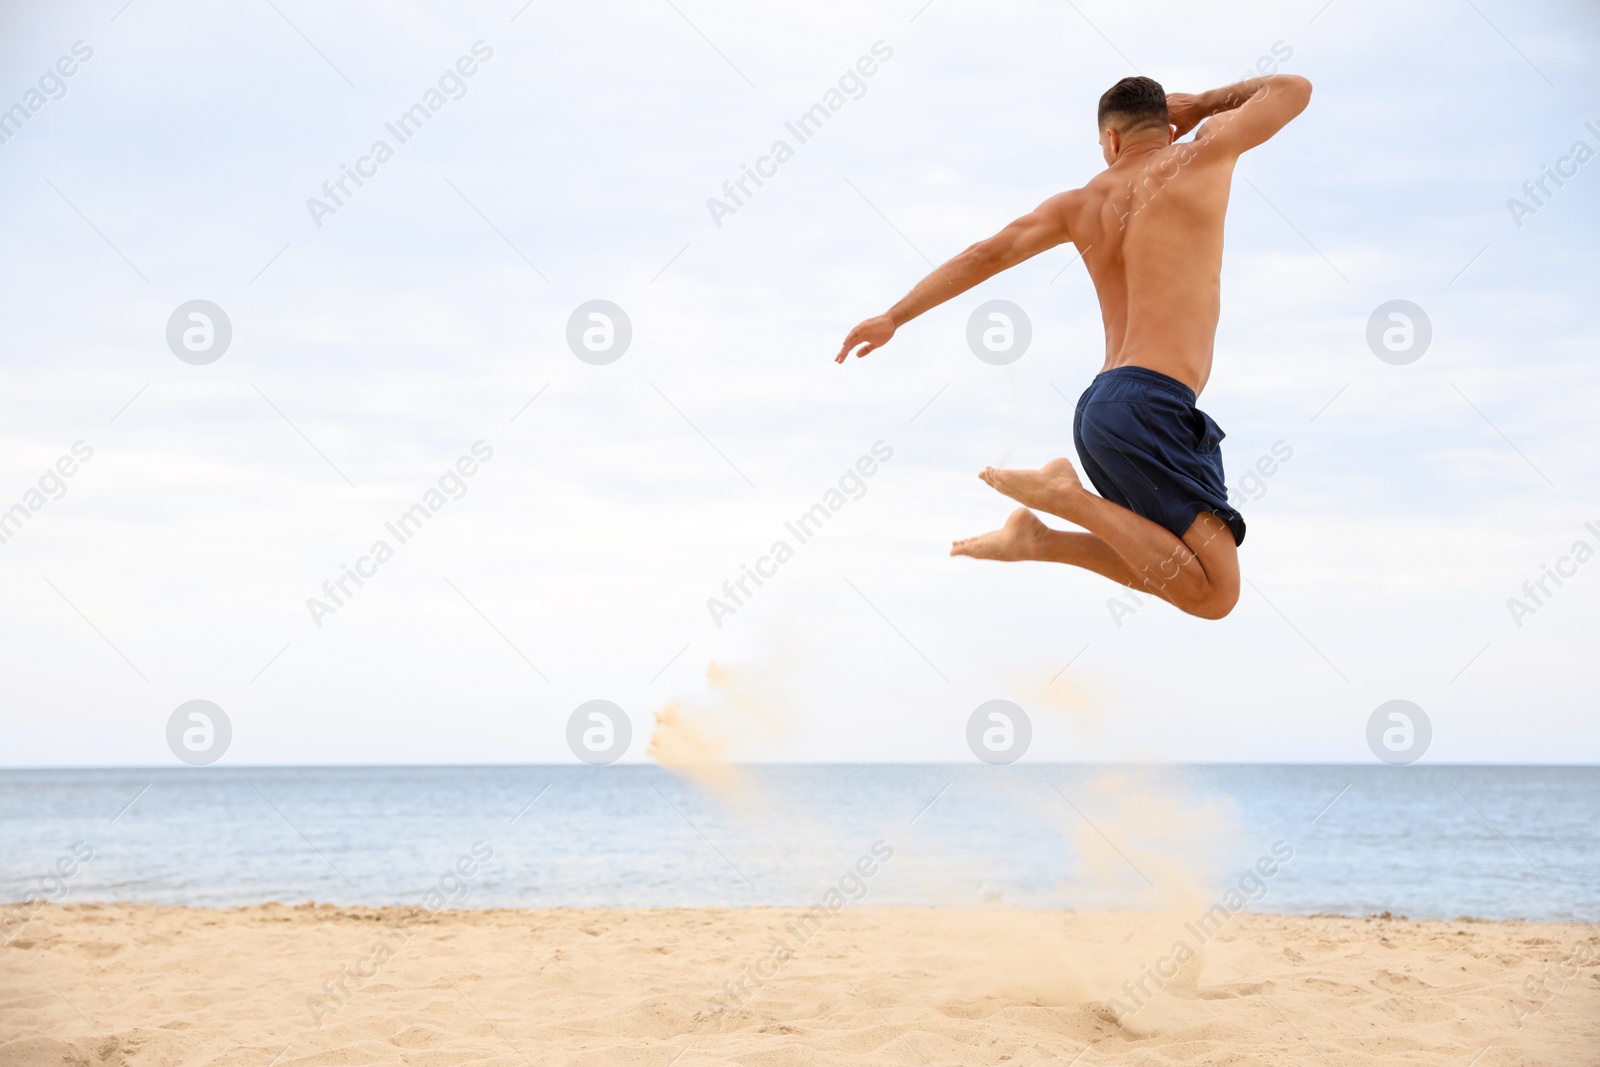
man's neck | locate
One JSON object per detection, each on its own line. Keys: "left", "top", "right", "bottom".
{"left": 1113, "top": 137, "right": 1168, "bottom": 164}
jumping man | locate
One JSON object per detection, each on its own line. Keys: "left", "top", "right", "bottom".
{"left": 835, "top": 74, "right": 1312, "bottom": 619}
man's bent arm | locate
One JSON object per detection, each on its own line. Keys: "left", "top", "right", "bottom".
{"left": 1173, "top": 74, "right": 1312, "bottom": 154}
{"left": 835, "top": 193, "right": 1073, "bottom": 362}
{"left": 1167, "top": 77, "right": 1267, "bottom": 136}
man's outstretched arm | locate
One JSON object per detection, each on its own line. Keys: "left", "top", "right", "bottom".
{"left": 834, "top": 192, "right": 1074, "bottom": 363}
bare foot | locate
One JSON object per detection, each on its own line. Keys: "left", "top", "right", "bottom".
{"left": 951, "top": 508, "right": 1048, "bottom": 561}
{"left": 978, "top": 457, "right": 1087, "bottom": 520}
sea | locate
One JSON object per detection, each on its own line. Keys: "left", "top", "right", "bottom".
{"left": 1, "top": 764, "right": 1595, "bottom": 923}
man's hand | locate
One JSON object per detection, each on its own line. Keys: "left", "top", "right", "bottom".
{"left": 835, "top": 314, "right": 896, "bottom": 363}
{"left": 1165, "top": 92, "right": 1204, "bottom": 139}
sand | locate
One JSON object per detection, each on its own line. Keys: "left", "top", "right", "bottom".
{"left": 3, "top": 903, "right": 1596, "bottom": 1066}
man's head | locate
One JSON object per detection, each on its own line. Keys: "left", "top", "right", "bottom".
{"left": 1098, "top": 76, "right": 1171, "bottom": 162}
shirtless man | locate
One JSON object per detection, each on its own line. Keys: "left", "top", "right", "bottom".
{"left": 834, "top": 74, "right": 1312, "bottom": 620}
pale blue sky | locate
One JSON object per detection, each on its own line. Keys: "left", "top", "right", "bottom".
{"left": 1, "top": 0, "right": 1596, "bottom": 766}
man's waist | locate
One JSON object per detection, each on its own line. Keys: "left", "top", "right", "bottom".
{"left": 1096, "top": 355, "right": 1207, "bottom": 397}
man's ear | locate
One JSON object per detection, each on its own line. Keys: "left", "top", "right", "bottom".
{"left": 1169, "top": 125, "right": 1178, "bottom": 144}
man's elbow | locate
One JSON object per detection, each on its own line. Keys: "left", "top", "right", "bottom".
{"left": 1273, "top": 74, "right": 1312, "bottom": 107}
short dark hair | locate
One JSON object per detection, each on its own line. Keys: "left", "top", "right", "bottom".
{"left": 1097, "top": 76, "right": 1168, "bottom": 135}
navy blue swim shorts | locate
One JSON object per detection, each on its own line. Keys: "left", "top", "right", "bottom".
{"left": 1072, "top": 365, "right": 1246, "bottom": 547}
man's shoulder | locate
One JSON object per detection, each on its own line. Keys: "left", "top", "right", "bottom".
{"left": 1026, "top": 187, "right": 1089, "bottom": 232}
{"left": 1042, "top": 186, "right": 1088, "bottom": 210}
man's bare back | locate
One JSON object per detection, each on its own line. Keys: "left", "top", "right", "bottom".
{"left": 836, "top": 74, "right": 1311, "bottom": 620}
{"left": 1068, "top": 138, "right": 1232, "bottom": 394}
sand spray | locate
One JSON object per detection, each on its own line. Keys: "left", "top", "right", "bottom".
{"left": 646, "top": 635, "right": 1247, "bottom": 1028}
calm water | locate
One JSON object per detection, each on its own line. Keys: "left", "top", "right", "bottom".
{"left": 1, "top": 764, "right": 1595, "bottom": 922}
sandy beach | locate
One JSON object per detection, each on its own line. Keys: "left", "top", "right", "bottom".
{"left": 4, "top": 903, "right": 1596, "bottom": 1066}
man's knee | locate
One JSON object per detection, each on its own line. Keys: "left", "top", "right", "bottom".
{"left": 1187, "top": 584, "right": 1239, "bottom": 621}
{"left": 1175, "top": 514, "right": 1238, "bottom": 620}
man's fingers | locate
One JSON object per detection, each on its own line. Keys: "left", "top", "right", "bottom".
{"left": 835, "top": 330, "right": 858, "bottom": 363}
{"left": 836, "top": 320, "right": 890, "bottom": 363}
